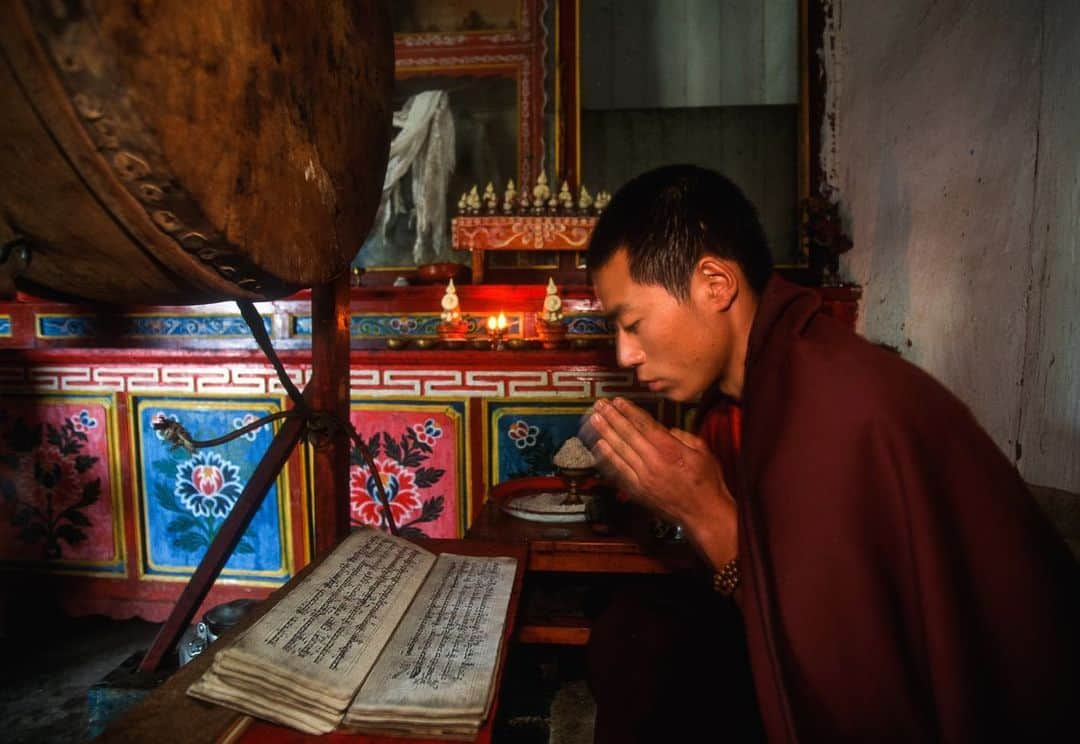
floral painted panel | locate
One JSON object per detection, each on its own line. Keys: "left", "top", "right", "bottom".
{"left": 133, "top": 397, "right": 291, "bottom": 584}
{"left": 347, "top": 401, "right": 466, "bottom": 539}
{"left": 0, "top": 396, "right": 121, "bottom": 572}
{"left": 487, "top": 399, "right": 664, "bottom": 486}
{"left": 488, "top": 403, "right": 592, "bottom": 485}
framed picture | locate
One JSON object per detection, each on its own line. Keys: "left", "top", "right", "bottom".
{"left": 355, "top": 0, "right": 550, "bottom": 279}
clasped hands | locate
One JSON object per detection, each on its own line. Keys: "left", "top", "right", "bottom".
{"left": 581, "top": 397, "right": 738, "bottom": 570}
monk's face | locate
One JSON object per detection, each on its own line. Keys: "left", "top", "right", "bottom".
{"left": 592, "top": 249, "right": 731, "bottom": 402}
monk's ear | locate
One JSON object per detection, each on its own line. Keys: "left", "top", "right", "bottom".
{"left": 696, "top": 256, "right": 738, "bottom": 311}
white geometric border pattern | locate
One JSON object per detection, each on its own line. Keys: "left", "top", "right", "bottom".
{"left": 1, "top": 365, "right": 307, "bottom": 395}
{"left": 0, "top": 364, "right": 643, "bottom": 399}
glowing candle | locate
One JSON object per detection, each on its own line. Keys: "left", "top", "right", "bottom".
{"left": 497, "top": 312, "right": 507, "bottom": 330}
{"left": 487, "top": 315, "right": 497, "bottom": 331}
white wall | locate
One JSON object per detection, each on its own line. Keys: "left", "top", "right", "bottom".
{"left": 824, "top": 0, "right": 1080, "bottom": 491}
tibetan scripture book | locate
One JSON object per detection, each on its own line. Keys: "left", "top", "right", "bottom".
{"left": 187, "top": 527, "right": 517, "bottom": 739}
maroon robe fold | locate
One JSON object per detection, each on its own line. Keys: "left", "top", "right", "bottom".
{"left": 732, "top": 276, "right": 1079, "bottom": 740}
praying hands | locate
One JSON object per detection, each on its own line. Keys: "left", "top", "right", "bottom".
{"left": 583, "top": 397, "right": 739, "bottom": 572}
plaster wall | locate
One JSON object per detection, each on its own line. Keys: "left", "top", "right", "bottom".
{"left": 1017, "top": 0, "right": 1080, "bottom": 491}
{"left": 826, "top": 0, "right": 1079, "bottom": 491}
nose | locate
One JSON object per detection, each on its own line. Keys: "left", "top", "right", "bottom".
{"left": 615, "top": 329, "right": 645, "bottom": 369}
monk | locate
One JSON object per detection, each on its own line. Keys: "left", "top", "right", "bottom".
{"left": 582, "top": 164, "right": 1079, "bottom": 741}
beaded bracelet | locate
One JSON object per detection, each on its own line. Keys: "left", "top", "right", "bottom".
{"left": 712, "top": 555, "right": 740, "bottom": 596}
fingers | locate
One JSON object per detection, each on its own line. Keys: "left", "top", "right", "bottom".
{"left": 669, "top": 428, "right": 709, "bottom": 453}
{"left": 588, "top": 399, "right": 657, "bottom": 476}
{"left": 606, "top": 398, "right": 667, "bottom": 436}
{"left": 577, "top": 409, "right": 600, "bottom": 449}
{"left": 592, "top": 436, "right": 643, "bottom": 496}
{"left": 591, "top": 398, "right": 666, "bottom": 452}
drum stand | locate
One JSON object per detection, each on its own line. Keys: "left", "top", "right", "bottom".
{"left": 137, "top": 276, "right": 353, "bottom": 672}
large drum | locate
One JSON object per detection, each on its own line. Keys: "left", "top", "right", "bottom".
{"left": 0, "top": 0, "right": 392, "bottom": 304}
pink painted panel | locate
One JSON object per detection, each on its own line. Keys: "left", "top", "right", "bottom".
{"left": 0, "top": 397, "right": 119, "bottom": 569}
{"left": 347, "top": 403, "right": 464, "bottom": 539}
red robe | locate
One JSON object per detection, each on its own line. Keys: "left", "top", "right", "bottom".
{"left": 707, "top": 276, "right": 1080, "bottom": 740}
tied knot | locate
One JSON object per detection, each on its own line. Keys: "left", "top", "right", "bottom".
{"left": 305, "top": 411, "right": 342, "bottom": 449}
{"left": 153, "top": 418, "right": 195, "bottom": 454}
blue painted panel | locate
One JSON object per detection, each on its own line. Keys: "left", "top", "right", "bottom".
{"left": 134, "top": 397, "right": 288, "bottom": 582}
{"left": 488, "top": 402, "right": 594, "bottom": 484}
{"left": 487, "top": 399, "right": 663, "bottom": 484}
{"left": 37, "top": 315, "right": 96, "bottom": 338}
{"left": 0, "top": 315, "right": 10, "bottom": 336}
{"left": 293, "top": 316, "right": 312, "bottom": 336}
{"left": 293, "top": 314, "right": 523, "bottom": 339}
{"left": 121, "top": 315, "right": 270, "bottom": 338}
{"left": 565, "top": 314, "right": 614, "bottom": 336}
{"left": 352, "top": 315, "right": 443, "bottom": 338}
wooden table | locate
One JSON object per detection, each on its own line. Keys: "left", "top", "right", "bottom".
{"left": 466, "top": 478, "right": 698, "bottom": 645}
{"left": 101, "top": 538, "right": 528, "bottom": 744}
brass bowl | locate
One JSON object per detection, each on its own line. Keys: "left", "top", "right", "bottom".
{"left": 385, "top": 336, "right": 409, "bottom": 350}
{"left": 505, "top": 338, "right": 532, "bottom": 351}
{"left": 570, "top": 337, "right": 595, "bottom": 350}
{"left": 558, "top": 465, "right": 595, "bottom": 480}
{"left": 412, "top": 337, "right": 439, "bottom": 350}
{"left": 557, "top": 466, "right": 596, "bottom": 506}
{"left": 414, "top": 262, "right": 469, "bottom": 285}
{"left": 470, "top": 338, "right": 491, "bottom": 350}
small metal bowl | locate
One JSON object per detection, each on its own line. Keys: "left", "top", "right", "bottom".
{"left": 412, "top": 337, "right": 439, "bottom": 350}
{"left": 570, "top": 337, "right": 595, "bottom": 350}
{"left": 470, "top": 338, "right": 491, "bottom": 350}
{"left": 385, "top": 337, "right": 409, "bottom": 350}
{"left": 505, "top": 338, "right": 532, "bottom": 351}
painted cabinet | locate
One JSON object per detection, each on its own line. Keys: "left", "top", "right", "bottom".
{"left": 0, "top": 283, "right": 859, "bottom": 622}
{"left": 0, "top": 285, "right": 634, "bottom": 621}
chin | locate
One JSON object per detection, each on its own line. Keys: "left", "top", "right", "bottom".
{"left": 667, "top": 382, "right": 714, "bottom": 403}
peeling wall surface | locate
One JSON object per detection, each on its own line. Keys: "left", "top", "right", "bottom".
{"left": 827, "top": 0, "right": 1079, "bottom": 491}
{"left": 1017, "top": 0, "right": 1080, "bottom": 491}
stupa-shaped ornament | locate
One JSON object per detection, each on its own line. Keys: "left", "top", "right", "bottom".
{"left": 558, "top": 181, "right": 574, "bottom": 211}
{"left": 502, "top": 179, "right": 517, "bottom": 213}
{"left": 437, "top": 279, "right": 468, "bottom": 343}
{"left": 531, "top": 170, "right": 551, "bottom": 212}
{"left": 482, "top": 182, "right": 498, "bottom": 213}
{"left": 465, "top": 185, "right": 482, "bottom": 214}
{"left": 577, "top": 185, "right": 593, "bottom": 212}
{"left": 536, "top": 277, "right": 567, "bottom": 349}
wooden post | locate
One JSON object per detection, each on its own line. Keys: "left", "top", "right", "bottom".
{"left": 555, "top": 0, "right": 581, "bottom": 188}
{"left": 309, "top": 273, "right": 352, "bottom": 555}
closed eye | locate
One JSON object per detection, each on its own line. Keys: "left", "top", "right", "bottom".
{"left": 622, "top": 319, "right": 640, "bottom": 334}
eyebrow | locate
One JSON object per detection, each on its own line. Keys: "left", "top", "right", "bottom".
{"left": 604, "top": 302, "right": 628, "bottom": 320}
